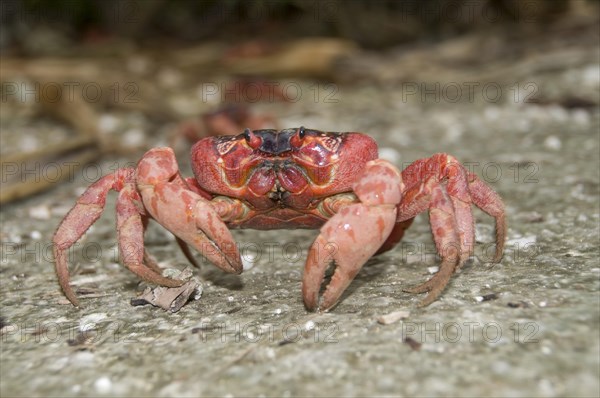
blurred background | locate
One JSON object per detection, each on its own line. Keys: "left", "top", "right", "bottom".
{"left": 1, "top": 0, "right": 596, "bottom": 51}
{"left": 1, "top": 0, "right": 598, "bottom": 203}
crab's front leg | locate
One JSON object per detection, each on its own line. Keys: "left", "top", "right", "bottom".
{"left": 136, "top": 148, "right": 243, "bottom": 274}
{"left": 303, "top": 160, "right": 402, "bottom": 311}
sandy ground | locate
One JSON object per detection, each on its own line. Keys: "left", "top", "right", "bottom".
{"left": 1, "top": 49, "right": 599, "bottom": 396}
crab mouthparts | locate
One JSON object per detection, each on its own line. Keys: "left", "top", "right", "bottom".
{"left": 268, "top": 181, "right": 288, "bottom": 202}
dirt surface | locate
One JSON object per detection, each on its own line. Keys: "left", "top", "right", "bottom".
{"left": 1, "top": 43, "right": 599, "bottom": 397}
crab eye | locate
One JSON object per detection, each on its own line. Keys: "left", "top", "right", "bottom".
{"left": 298, "top": 126, "right": 306, "bottom": 139}
{"left": 242, "top": 128, "right": 261, "bottom": 149}
{"left": 290, "top": 127, "right": 307, "bottom": 148}
{"left": 243, "top": 128, "right": 252, "bottom": 142}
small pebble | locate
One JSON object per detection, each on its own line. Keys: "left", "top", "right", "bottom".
{"left": 475, "top": 293, "right": 498, "bottom": 302}
{"left": 193, "top": 285, "right": 203, "bottom": 301}
{"left": 377, "top": 310, "right": 410, "bottom": 325}
{"left": 305, "top": 320, "right": 315, "bottom": 331}
{"left": 241, "top": 256, "right": 255, "bottom": 271}
{"left": 28, "top": 205, "right": 51, "bottom": 220}
{"left": 543, "top": 135, "right": 562, "bottom": 150}
{"left": 94, "top": 376, "right": 112, "bottom": 394}
{"left": 123, "top": 128, "right": 145, "bottom": 147}
{"left": 427, "top": 266, "right": 439, "bottom": 274}
{"left": 403, "top": 337, "right": 422, "bottom": 351}
{"left": 265, "top": 348, "right": 276, "bottom": 359}
{"left": 98, "top": 114, "right": 119, "bottom": 133}
{"left": 29, "top": 231, "right": 42, "bottom": 240}
{"left": 79, "top": 313, "right": 107, "bottom": 332}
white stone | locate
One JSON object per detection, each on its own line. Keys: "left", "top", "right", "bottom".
{"left": 28, "top": 205, "right": 51, "bottom": 220}
{"left": 543, "top": 135, "right": 562, "bottom": 150}
{"left": 94, "top": 376, "right": 112, "bottom": 394}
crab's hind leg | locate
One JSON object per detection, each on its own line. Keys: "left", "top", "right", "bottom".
{"left": 140, "top": 217, "right": 166, "bottom": 275}
{"left": 401, "top": 181, "right": 461, "bottom": 306}
{"left": 53, "top": 169, "right": 133, "bottom": 306}
{"left": 302, "top": 160, "right": 402, "bottom": 311}
{"left": 398, "top": 154, "right": 506, "bottom": 305}
{"left": 468, "top": 173, "right": 506, "bottom": 262}
{"left": 116, "top": 184, "right": 185, "bottom": 288}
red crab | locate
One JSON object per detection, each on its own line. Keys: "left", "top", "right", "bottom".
{"left": 53, "top": 127, "right": 506, "bottom": 311}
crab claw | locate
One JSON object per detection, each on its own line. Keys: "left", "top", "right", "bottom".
{"left": 302, "top": 160, "right": 402, "bottom": 311}
{"left": 188, "top": 197, "right": 243, "bottom": 274}
{"left": 137, "top": 148, "right": 243, "bottom": 274}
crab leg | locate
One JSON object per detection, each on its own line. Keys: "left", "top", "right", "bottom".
{"left": 116, "top": 185, "right": 186, "bottom": 287}
{"left": 401, "top": 182, "right": 461, "bottom": 306}
{"left": 467, "top": 173, "right": 506, "bottom": 262}
{"left": 399, "top": 154, "right": 474, "bottom": 266}
{"left": 303, "top": 160, "right": 402, "bottom": 311}
{"left": 397, "top": 154, "right": 505, "bottom": 305}
{"left": 53, "top": 173, "right": 122, "bottom": 306}
{"left": 52, "top": 169, "right": 180, "bottom": 306}
{"left": 400, "top": 154, "right": 505, "bottom": 263}
{"left": 137, "top": 148, "right": 243, "bottom": 274}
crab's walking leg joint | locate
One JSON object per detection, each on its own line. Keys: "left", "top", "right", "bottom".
{"left": 302, "top": 159, "right": 402, "bottom": 311}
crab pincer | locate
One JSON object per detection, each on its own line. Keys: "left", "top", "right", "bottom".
{"left": 136, "top": 148, "right": 243, "bottom": 275}
{"left": 302, "top": 160, "right": 403, "bottom": 311}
